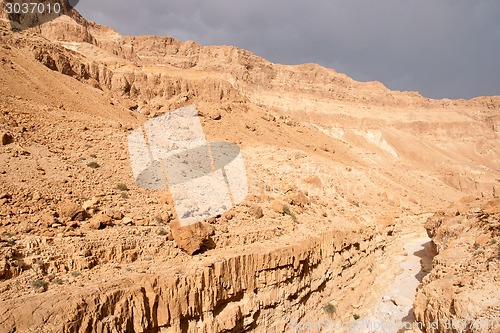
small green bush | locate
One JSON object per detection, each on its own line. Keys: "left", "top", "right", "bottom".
{"left": 115, "top": 183, "right": 129, "bottom": 191}
{"left": 53, "top": 278, "right": 64, "bottom": 285}
{"left": 353, "top": 314, "right": 361, "bottom": 320}
{"left": 87, "top": 162, "right": 100, "bottom": 169}
{"left": 323, "top": 303, "right": 336, "bottom": 317}
{"left": 154, "top": 214, "right": 164, "bottom": 225}
{"left": 31, "top": 279, "right": 48, "bottom": 290}
{"left": 283, "top": 205, "right": 297, "bottom": 222}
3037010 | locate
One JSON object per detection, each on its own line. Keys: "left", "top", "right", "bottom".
{"left": 5, "top": 1, "right": 62, "bottom": 15}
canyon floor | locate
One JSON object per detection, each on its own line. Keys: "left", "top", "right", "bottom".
{"left": 0, "top": 4, "right": 499, "bottom": 333}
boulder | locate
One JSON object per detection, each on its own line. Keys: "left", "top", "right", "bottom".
{"left": 94, "top": 212, "right": 113, "bottom": 226}
{"left": 248, "top": 205, "right": 264, "bottom": 219}
{"left": 120, "top": 216, "right": 134, "bottom": 226}
{"left": 222, "top": 211, "right": 235, "bottom": 221}
{"left": 40, "top": 213, "right": 57, "bottom": 228}
{"left": 210, "top": 111, "right": 222, "bottom": 120}
{"left": 82, "top": 197, "right": 99, "bottom": 211}
{"left": 289, "top": 191, "right": 309, "bottom": 207}
{"left": 122, "top": 99, "right": 138, "bottom": 111}
{"left": 103, "top": 209, "right": 124, "bottom": 221}
{"left": 272, "top": 200, "right": 285, "bottom": 214}
{"left": 59, "top": 201, "right": 88, "bottom": 221}
{"left": 88, "top": 219, "right": 103, "bottom": 230}
{"left": 303, "top": 175, "right": 322, "bottom": 188}
{"left": 1, "top": 133, "right": 14, "bottom": 146}
{"left": 170, "top": 220, "right": 214, "bottom": 255}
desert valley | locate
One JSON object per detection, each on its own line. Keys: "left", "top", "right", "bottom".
{"left": 0, "top": 2, "right": 499, "bottom": 332}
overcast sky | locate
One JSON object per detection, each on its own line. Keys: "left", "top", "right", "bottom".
{"left": 75, "top": 0, "right": 500, "bottom": 100}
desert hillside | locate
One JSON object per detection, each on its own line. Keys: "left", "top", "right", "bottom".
{"left": 0, "top": 2, "right": 499, "bottom": 333}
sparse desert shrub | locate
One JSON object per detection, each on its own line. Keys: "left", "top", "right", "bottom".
{"left": 283, "top": 205, "right": 297, "bottom": 222}
{"left": 70, "top": 271, "right": 81, "bottom": 277}
{"left": 157, "top": 227, "right": 168, "bottom": 236}
{"left": 87, "top": 162, "right": 100, "bottom": 169}
{"left": 53, "top": 278, "right": 64, "bottom": 285}
{"left": 353, "top": 314, "right": 361, "bottom": 320}
{"left": 90, "top": 154, "right": 97, "bottom": 158}
{"left": 323, "top": 303, "right": 336, "bottom": 317}
{"left": 115, "top": 183, "right": 129, "bottom": 191}
{"left": 154, "top": 214, "right": 164, "bottom": 225}
{"left": 120, "top": 192, "right": 129, "bottom": 199}
{"left": 31, "top": 279, "right": 48, "bottom": 291}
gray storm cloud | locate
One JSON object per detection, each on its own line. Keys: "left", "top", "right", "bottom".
{"left": 77, "top": 0, "right": 500, "bottom": 99}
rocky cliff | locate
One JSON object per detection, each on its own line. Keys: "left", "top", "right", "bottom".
{"left": 1, "top": 223, "right": 394, "bottom": 332}
{"left": 414, "top": 199, "right": 500, "bottom": 333}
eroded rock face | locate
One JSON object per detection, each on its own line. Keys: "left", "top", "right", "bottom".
{"left": 414, "top": 198, "right": 500, "bottom": 333}
{"left": 170, "top": 220, "right": 215, "bottom": 255}
{"left": 0, "top": 225, "right": 388, "bottom": 333}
